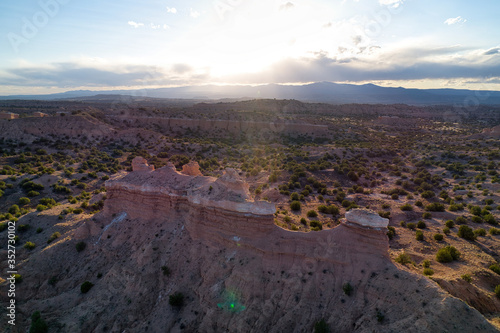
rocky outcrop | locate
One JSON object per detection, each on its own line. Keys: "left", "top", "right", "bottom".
{"left": 181, "top": 161, "right": 203, "bottom": 176}
{"left": 11, "top": 160, "right": 498, "bottom": 333}
{"left": 131, "top": 156, "right": 155, "bottom": 172}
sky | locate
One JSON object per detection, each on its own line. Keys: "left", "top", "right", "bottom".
{"left": 1, "top": 0, "right": 500, "bottom": 95}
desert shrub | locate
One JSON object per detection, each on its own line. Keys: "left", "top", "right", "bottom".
{"left": 342, "top": 282, "right": 353, "bottom": 296}
{"left": 378, "top": 211, "right": 390, "bottom": 218}
{"left": 300, "top": 218, "right": 307, "bottom": 225}
{"left": 407, "top": 222, "right": 416, "bottom": 230}
{"left": 169, "top": 292, "right": 185, "bottom": 307}
{"left": 290, "top": 192, "right": 300, "bottom": 201}
{"left": 391, "top": 193, "right": 399, "bottom": 200}
{"left": 443, "top": 227, "right": 450, "bottom": 235}
{"left": 314, "top": 319, "right": 330, "bottom": 333}
{"left": 434, "top": 233, "right": 444, "bottom": 241}
{"left": 347, "top": 171, "right": 359, "bottom": 181}
{"left": 415, "top": 200, "right": 423, "bottom": 207}
{"left": 436, "top": 246, "right": 460, "bottom": 263}
{"left": 19, "top": 197, "right": 31, "bottom": 205}
{"left": 161, "top": 265, "right": 171, "bottom": 276}
{"left": 417, "top": 220, "right": 426, "bottom": 229}
{"left": 484, "top": 214, "right": 497, "bottom": 225}
{"left": 422, "top": 259, "right": 431, "bottom": 268}
{"left": 490, "top": 264, "right": 500, "bottom": 275}
{"left": 27, "top": 190, "right": 40, "bottom": 197}
{"left": 458, "top": 225, "right": 475, "bottom": 241}
{"left": 8, "top": 204, "right": 20, "bottom": 214}
{"left": 445, "top": 220, "right": 455, "bottom": 228}
{"left": 80, "top": 281, "right": 94, "bottom": 293}
{"left": 75, "top": 241, "right": 86, "bottom": 252}
{"left": 423, "top": 268, "right": 434, "bottom": 276}
{"left": 387, "top": 226, "right": 395, "bottom": 240}
{"left": 382, "top": 203, "right": 390, "bottom": 209}
{"left": 470, "top": 206, "right": 482, "bottom": 216}
{"left": 495, "top": 285, "right": 500, "bottom": 298}
{"left": 310, "top": 220, "right": 322, "bottom": 231}
{"left": 36, "top": 204, "right": 48, "bottom": 211}
{"left": 395, "top": 252, "right": 413, "bottom": 265}
{"left": 489, "top": 228, "right": 500, "bottom": 235}
{"left": 30, "top": 311, "right": 48, "bottom": 333}
{"left": 415, "top": 230, "right": 424, "bottom": 241}
{"left": 461, "top": 274, "right": 472, "bottom": 283}
{"left": 471, "top": 216, "right": 483, "bottom": 223}
{"left": 400, "top": 203, "right": 413, "bottom": 211}
{"left": 307, "top": 210, "right": 318, "bottom": 218}
{"left": 17, "top": 224, "right": 30, "bottom": 232}
{"left": 290, "top": 201, "right": 301, "bottom": 211}
{"left": 421, "top": 191, "right": 435, "bottom": 199}
{"left": 425, "top": 203, "right": 445, "bottom": 212}
{"left": 455, "top": 216, "right": 467, "bottom": 224}
{"left": 73, "top": 208, "right": 83, "bottom": 214}
{"left": 474, "top": 228, "right": 487, "bottom": 237}
{"left": 422, "top": 212, "right": 432, "bottom": 219}
{"left": 24, "top": 241, "right": 36, "bottom": 250}
{"left": 47, "top": 232, "right": 61, "bottom": 244}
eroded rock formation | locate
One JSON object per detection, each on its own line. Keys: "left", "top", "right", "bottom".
{"left": 12, "top": 159, "right": 498, "bottom": 333}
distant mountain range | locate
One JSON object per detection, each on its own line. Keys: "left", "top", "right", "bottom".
{"left": 2, "top": 82, "right": 500, "bottom": 105}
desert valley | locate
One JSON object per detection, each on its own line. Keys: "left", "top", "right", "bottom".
{"left": 0, "top": 97, "right": 500, "bottom": 332}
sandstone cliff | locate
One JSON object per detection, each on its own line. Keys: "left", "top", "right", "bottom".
{"left": 9, "top": 160, "right": 498, "bottom": 333}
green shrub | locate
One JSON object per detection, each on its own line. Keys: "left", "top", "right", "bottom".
{"left": 307, "top": 210, "right": 318, "bottom": 218}
{"left": 36, "top": 204, "right": 48, "bottom": 211}
{"left": 309, "top": 220, "right": 322, "bottom": 231}
{"left": 8, "top": 204, "right": 20, "bottom": 214}
{"left": 161, "top": 265, "right": 171, "bottom": 276}
{"left": 436, "top": 246, "right": 460, "bottom": 263}
{"left": 407, "top": 222, "right": 416, "bottom": 230}
{"left": 489, "top": 228, "right": 500, "bottom": 235}
{"left": 490, "top": 264, "right": 500, "bottom": 275}
{"left": 495, "top": 285, "right": 500, "bottom": 298}
{"left": 290, "top": 192, "right": 300, "bottom": 201}
{"left": 19, "top": 197, "right": 31, "bottom": 205}
{"left": 169, "top": 292, "right": 185, "bottom": 307}
{"left": 445, "top": 220, "right": 455, "bottom": 228}
{"left": 443, "top": 227, "right": 450, "bottom": 235}
{"left": 17, "top": 224, "right": 30, "bottom": 232}
{"left": 461, "top": 274, "right": 472, "bottom": 283}
{"left": 24, "top": 241, "right": 36, "bottom": 250}
{"left": 425, "top": 203, "right": 445, "bottom": 212}
{"left": 290, "top": 201, "right": 301, "bottom": 211}
{"left": 417, "top": 220, "right": 426, "bottom": 229}
{"left": 80, "top": 281, "right": 94, "bottom": 293}
{"left": 422, "top": 259, "right": 431, "bottom": 268}
{"left": 342, "top": 282, "right": 353, "bottom": 296}
{"left": 474, "top": 228, "right": 487, "bottom": 237}
{"left": 300, "top": 218, "right": 307, "bottom": 225}
{"left": 434, "top": 233, "right": 444, "bottom": 241}
{"left": 314, "top": 319, "right": 330, "bottom": 333}
{"left": 395, "top": 252, "right": 413, "bottom": 265}
{"left": 415, "top": 200, "right": 423, "bottom": 207}
{"left": 455, "top": 216, "right": 467, "bottom": 224}
{"left": 422, "top": 212, "right": 432, "bottom": 219}
{"left": 423, "top": 268, "right": 434, "bottom": 276}
{"left": 75, "top": 241, "right": 86, "bottom": 252}
{"left": 415, "top": 230, "right": 424, "bottom": 241}
{"left": 387, "top": 226, "right": 395, "bottom": 240}
{"left": 29, "top": 311, "right": 48, "bottom": 333}
{"left": 27, "top": 190, "right": 40, "bottom": 197}
{"left": 400, "top": 203, "right": 413, "bottom": 211}
{"left": 457, "top": 225, "right": 475, "bottom": 241}
{"left": 47, "top": 232, "right": 61, "bottom": 244}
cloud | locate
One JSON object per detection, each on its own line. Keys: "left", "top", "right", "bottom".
{"left": 444, "top": 16, "right": 467, "bottom": 25}
{"left": 379, "top": 0, "right": 405, "bottom": 8}
{"left": 128, "top": 21, "right": 144, "bottom": 28}
{"left": 0, "top": 62, "right": 207, "bottom": 88}
{"left": 190, "top": 8, "right": 200, "bottom": 18}
{"left": 166, "top": 7, "right": 177, "bottom": 14}
{"left": 279, "top": 2, "right": 295, "bottom": 11}
{"left": 484, "top": 48, "right": 500, "bottom": 55}
{"left": 221, "top": 46, "right": 500, "bottom": 84}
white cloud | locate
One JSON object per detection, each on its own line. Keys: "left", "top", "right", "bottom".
{"left": 444, "top": 16, "right": 467, "bottom": 25}
{"left": 190, "top": 8, "right": 200, "bottom": 18}
{"left": 166, "top": 7, "right": 177, "bottom": 14}
{"left": 150, "top": 23, "right": 161, "bottom": 30}
{"left": 379, "top": 0, "right": 405, "bottom": 8}
{"left": 128, "top": 21, "right": 144, "bottom": 28}
{"left": 279, "top": 2, "right": 295, "bottom": 11}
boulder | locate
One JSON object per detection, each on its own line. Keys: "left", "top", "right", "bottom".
{"left": 345, "top": 208, "right": 389, "bottom": 229}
